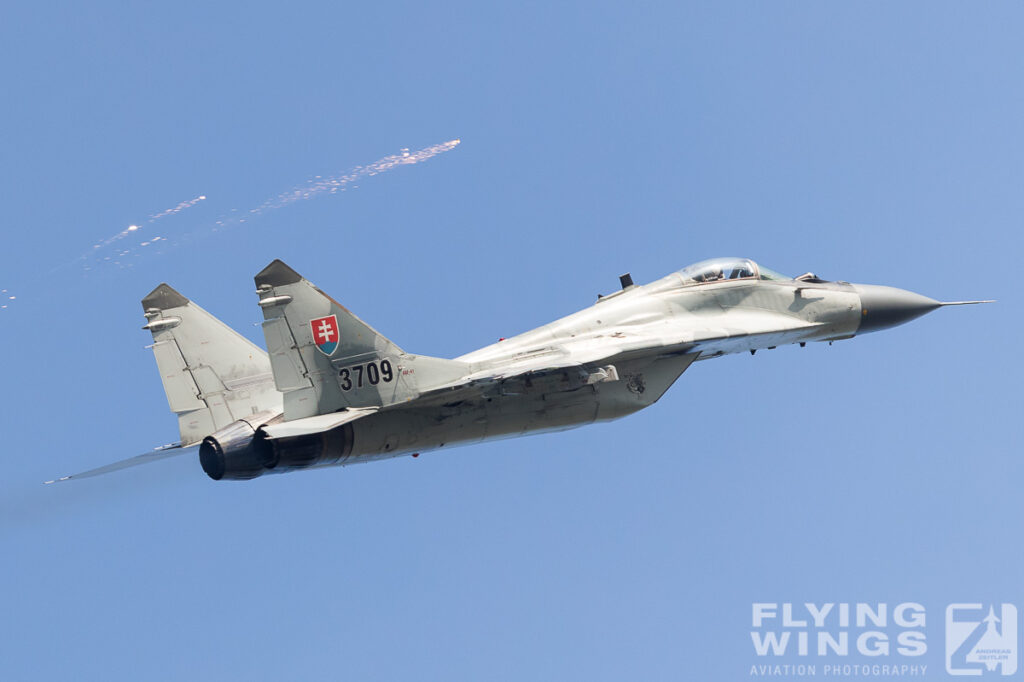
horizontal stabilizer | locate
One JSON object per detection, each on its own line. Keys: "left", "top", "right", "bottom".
{"left": 261, "top": 407, "right": 378, "bottom": 439}
{"left": 45, "top": 443, "right": 196, "bottom": 484}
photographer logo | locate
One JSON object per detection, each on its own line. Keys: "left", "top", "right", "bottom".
{"left": 946, "top": 603, "right": 1017, "bottom": 676}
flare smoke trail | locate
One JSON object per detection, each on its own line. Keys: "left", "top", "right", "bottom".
{"left": 253, "top": 139, "right": 460, "bottom": 214}
{"left": 2, "top": 139, "right": 461, "bottom": 310}
{"left": 218, "top": 138, "right": 461, "bottom": 227}
{"left": 147, "top": 195, "right": 207, "bottom": 222}
{"left": 3, "top": 194, "right": 208, "bottom": 308}
{"left": 89, "top": 194, "right": 207, "bottom": 252}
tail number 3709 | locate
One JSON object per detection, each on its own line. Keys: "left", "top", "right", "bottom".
{"left": 339, "top": 359, "right": 394, "bottom": 391}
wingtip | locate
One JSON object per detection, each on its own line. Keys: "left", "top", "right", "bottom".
{"left": 141, "top": 283, "right": 190, "bottom": 311}
{"left": 255, "top": 259, "right": 303, "bottom": 288}
{"left": 44, "top": 443, "right": 192, "bottom": 485}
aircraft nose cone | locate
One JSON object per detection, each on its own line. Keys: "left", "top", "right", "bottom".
{"left": 853, "top": 284, "right": 941, "bottom": 334}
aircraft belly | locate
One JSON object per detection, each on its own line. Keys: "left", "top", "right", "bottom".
{"left": 343, "top": 387, "right": 604, "bottom": 462}
{"left": 488, "top": 387, "right": 600, "bottom": 438}
{"left": 338, "top": 354, "right": 696, "bottom": 464}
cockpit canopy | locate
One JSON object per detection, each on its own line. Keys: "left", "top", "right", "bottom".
{"left": 676, "top": 258, "right": 790, "bottom": 286}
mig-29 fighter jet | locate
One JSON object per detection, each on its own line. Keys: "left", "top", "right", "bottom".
{"left": 47, "top": 257, "right": 990, "bottom": 483}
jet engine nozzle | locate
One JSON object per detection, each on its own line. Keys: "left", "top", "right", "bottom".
{"left": 199, "top": 419, "right": 273, "bottom": 481}
{"left": 198, "top": 414, "right": 355, "bottom": 481}
{"left": 853, "top": 284, "right": 941, "bottom": 335}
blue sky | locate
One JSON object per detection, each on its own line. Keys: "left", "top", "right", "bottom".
{"left": 1, "top": 3, "right": 1022, "bottom": 680}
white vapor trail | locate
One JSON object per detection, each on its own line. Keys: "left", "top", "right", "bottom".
{"left": 4, "top": 140, "right": 460, "bottom": 313}
{"left": 221, "top": 138, "right": 462, "bottom": 225}
{"left": 1, "top": 193, "right": 210, "bottom": 309}
{"left": 90, "top": 194, "right": 207, "bottom": 252}
{"left": 1, "top": 139, "right": 462, "bottom": 310}
{"left": 111, "top": 139, "right": 461, "bottom": 260}
{"left": 148, "top": 195, "right": 207, "bottom": 221}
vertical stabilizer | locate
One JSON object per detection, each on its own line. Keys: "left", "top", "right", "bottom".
{"left": 141, "top": 284, "right": 282, "bottom": 445}
{"left": 254, "top": 260, "right": 468, "bottom": 419}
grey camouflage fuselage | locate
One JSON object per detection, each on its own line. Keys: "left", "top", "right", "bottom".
{"left": 126, "top": 257, "right": 986, "bottom": 481}
{"left": 43, "top": 257, "right": 989, "bottom": 485}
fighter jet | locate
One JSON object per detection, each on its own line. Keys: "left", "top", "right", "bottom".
{"left": 47, "top": 257, "right": 990, "bottom": 483}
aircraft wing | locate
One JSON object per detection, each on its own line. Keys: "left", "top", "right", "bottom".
{"left": 408, "top": 333, "right": 694, "bottom": 406}
{"left": 475, "top": 310, "right": 818, "bottom": 378}
{"left": 44, "top": 443, "right": 196, "bottom": 484}
{"left": 44, "top": 409, "right": 381, "bottom": 483}
{"left": 408, "top": 312, "right": 819, "bottom": 406}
